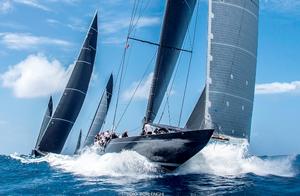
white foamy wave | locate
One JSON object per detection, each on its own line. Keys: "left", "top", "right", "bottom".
{"left": 177, "top": 141, "right": 296, "bottom": 177}
{"left": 10, "top": 152, "right": 49, "bottom": 164}
{"left": 45, "top": 148, "right": 159, "bottom": 178}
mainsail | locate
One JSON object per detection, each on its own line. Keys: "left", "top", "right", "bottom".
{"left": 83, "top": 74, "right": 113, "bottom": 147}
{"left": 186, "top": 0, "right": 259, "bottom": 140}
{"left": 34, "top": 96, "right": 53, "bottom": 149}
{"left": 145, "top": 0, "right": 196, "bottom": 123}
{"left": 35, "top": 12, "right": 98, "bottom": 154}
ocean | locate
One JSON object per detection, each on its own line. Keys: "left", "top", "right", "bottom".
{"left": 1, "top": 143, "right": 299, "bottom": 195}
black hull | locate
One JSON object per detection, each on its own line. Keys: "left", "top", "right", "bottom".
{"left": 105, "top": 129, "right": 214, "bottom": 171}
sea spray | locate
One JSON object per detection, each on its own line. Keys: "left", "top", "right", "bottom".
{"left": 10, "top": 142, "right": 296, "bottom": 178}
{"left": 46, "top": 149, "right": 159, "bottom": 179}
{"left": 177, "top": 141, "right": 296, "bottom": 177}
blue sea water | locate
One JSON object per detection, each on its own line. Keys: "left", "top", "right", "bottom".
{"left": 0, "top": 143, "right": 299, "bottom": 195}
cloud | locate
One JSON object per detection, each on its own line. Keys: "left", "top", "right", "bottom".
{"left": 255, "top": 81, "right": 300, "bottom": 94}
{"left": 14, "top": 0, "right": 51, "bottom": 11}
{"left": 102, "top": 16, "right": 160, "bottom": 34}
{"left": 122, "top": 73, "right": 153, "bottom": 101}
{"left": 0, "top": 32, "right": 71, "bottom": 50}
{"left": 0, "top": 0, "right": 12, "bottom": 13}
{"left": 0, "top": 54, "right": 73, "bottom": 98}
{"left": 261, "top": 0, "right": 300, "bottom": 14}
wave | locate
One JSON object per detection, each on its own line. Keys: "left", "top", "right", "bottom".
{"left": 177, "top": 141, "right": 297, "bottom": 177}
{"left": 10, "top": 142, "right": 297, "bottom": 178}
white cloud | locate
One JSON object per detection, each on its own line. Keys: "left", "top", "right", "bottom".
{"left": 0, "top": 32, "right": 71, "bottom": 50}
{"left": 255, "top": 81, "right": 300, "bottom": 94}
{"left": 0, "top": 54, "right": 73, "bottom": 98}
{"left": 122, "top": 73, "right": 153, "bottom": 101}
{"left": 102, "top": 16, "right": 160, "bottom": 34}
{"left": 14, "top": 0, "right": 51, "bottom": 11}
{"left": 0, "top": 0, "right": 12, "bottom": 13}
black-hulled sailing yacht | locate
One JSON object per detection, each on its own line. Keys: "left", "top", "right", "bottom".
{"left": 32, "top": 12, "right": 98, "bottom": 156}
{"left": 101, "top": 0, "right": 214, "bottom": 171}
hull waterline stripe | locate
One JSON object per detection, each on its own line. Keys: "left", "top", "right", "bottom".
{"left": 52, "top": 118, "right": 74, "bottom": 124}
{"left": 65, "top": 88, "right": 86, "bottom": 95}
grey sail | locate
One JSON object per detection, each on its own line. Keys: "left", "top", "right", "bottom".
{"left": 34, "top": 96, "right": 53, "bottom": 149}
{"left": 188, "top": 0, "right": 259, "bottom": 140}
{"left": 83, "top": 74, "right": 113, "bottom": 147}
{"left": 145, "top": 0, "right": 196, "bottom": 123}
{"left": 185, "top": 87, "right": 206, "bottom": 130}
{"left": 74, "top": 129, "right": 82, "bottom": 154}
{"left": 35, "top": 12, "right": 98, "bottom": 154}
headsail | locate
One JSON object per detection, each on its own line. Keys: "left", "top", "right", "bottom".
{"left": 35, "top": 12, "right": 98, "bottom": 154}
{"left": 185, "top": 87, "right": 206, "bottom": 130}
{"left": 145, "top": 0, "right": 196, "bottom": 123}
{"left": 83, "top": 74, "right": 113, "bottom": 147}
{"left": 187, "top": 0, "right": 259, "bottom": 140}
{"left": 34, "top": 96, "right": 53, "bottom": 149}
{"left": 74, "top": 129, "right": 82, "bottom": 154}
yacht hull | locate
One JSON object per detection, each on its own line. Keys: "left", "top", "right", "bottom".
{"left": 104, "top": 129, "right": 214, "bottom": 171}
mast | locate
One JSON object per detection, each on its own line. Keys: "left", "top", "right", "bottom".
{"left": 83, "top": 74, "right": 113, "bottom": 147}
{"left": 145, "top": 0, "right": 196, "bottom": 124}
{"left": 187, "top": 0, "right": 259, "bottom": 140}
{"left": 35, "top": 12, "right": 98, "bottom": 154}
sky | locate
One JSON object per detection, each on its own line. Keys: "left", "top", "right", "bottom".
{"left": 0, "top": 0, "right": 299, "bottom": 156}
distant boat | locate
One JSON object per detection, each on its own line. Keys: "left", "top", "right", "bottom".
{"left": 78, "top": 74, "right": 113, "bottom": 151}
{"left": 32, "top": 12, "right": 98, "bottom": 156}
{"left": 98, "top": 0, "right": 214, "bottom": 171}
{"left": 185, "top": 0, "right": 259, "bottom": 142}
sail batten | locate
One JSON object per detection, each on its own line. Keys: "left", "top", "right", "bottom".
{"left": 145, "top": 0, "right": 196, "bottom": 124}
{"left": 35, "top": 12, "right": 98, "bottom": 154}
{"left": 83, "top": 74, "right": 113, "bottom": 147}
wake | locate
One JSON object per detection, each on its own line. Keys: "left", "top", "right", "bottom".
{"left": 10, "top": 142, "right": 297, "bottom": 178}
{"left": 177, "top": 142, "right": 296, "bottom": 177}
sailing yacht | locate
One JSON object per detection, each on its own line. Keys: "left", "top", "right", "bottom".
{"left": 185, "top": 0, "right": 259, "bottom": 143}
{"left": 98, "top": 0, "right": 214, "bottom": 171}
{"left": 81, "top": 74, "right": 113, "bottom": 150}
{"left": 32, "top": 12, "right": 98, "bottom": 156}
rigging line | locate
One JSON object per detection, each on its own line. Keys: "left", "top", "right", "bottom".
{"left": 129, "top": 0, "right": 151, "bottom": 36}
{"left": 178, "top": 0, "right": 200, "bottom": 127}
{"left": 128, "top": 37, "right": 192, "bottom": 53}
{"left": 115, "top": 50, "right": 157, "bottom": 130}
{"left": 157, "top": 50, "right": 183, "bottom": 124}
{"left": 167, "top": 96, "right": 171, "bottom": 125}
{"left": 111, "top": 0, "right": 140, "bottom": 130}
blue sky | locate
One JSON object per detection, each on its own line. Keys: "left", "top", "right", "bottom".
{"left": 0, "top": 0, "right": 299, "bottom": 156}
